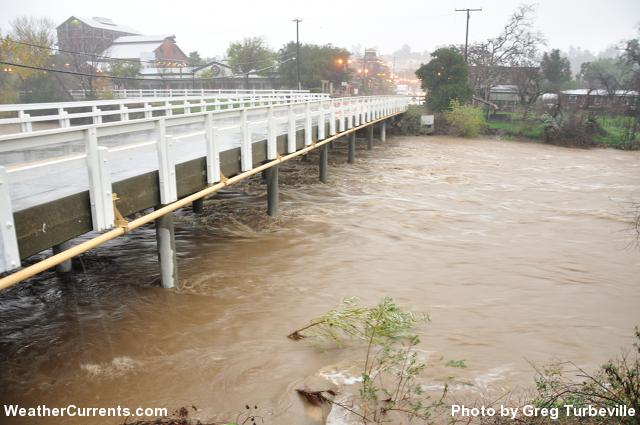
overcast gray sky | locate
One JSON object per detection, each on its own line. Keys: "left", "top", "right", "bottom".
{"left": 1, "top": 0, "right": 638, "bottom": 58}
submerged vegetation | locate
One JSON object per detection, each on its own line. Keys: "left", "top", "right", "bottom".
{"left": 122, "top": 298, "right": 639, "bottom": 425}
{"left": 529, "top": 327, "right": 640, "bottom": 424}
{"left": 290, "top": 297, "right": 445, "bottom": 423}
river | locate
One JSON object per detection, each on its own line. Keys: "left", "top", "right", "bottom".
{"left": 1, "top": 135, "right": 639, "bottom": 424}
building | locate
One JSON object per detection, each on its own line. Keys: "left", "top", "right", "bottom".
{"left": 351, "top": 49, "right": 393, "bottom": 95}
{"left": 468, "top": 65, "right": 539, "bottom": 100}
{"left": 57, "top": 16, "right": 141, "bottom": 54}
{"left": 101, "top": 35, "right": 188, "bottom": 68}
{"left": 559, "top": 89, "right": 639, "bottom": 112}
{"left": 488, "top": 85, "right": 521, "bottom": 110}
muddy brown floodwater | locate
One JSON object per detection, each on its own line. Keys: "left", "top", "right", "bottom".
{"left": 1, "top": 135, "right": 639, "bottom": 425}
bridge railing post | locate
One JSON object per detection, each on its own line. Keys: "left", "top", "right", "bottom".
{"left": 304, "top": 102, "right": 312, "bottom": 146}
{"left": 287, "top": 104, "right": 297, "bottom": 153}
{"left": 120, "top": 106, "right": 130, "bottom": 122}
{"left": 144, "top": 102, "right": 152, "bottom": 119}
{"left": 240, "top": 109, "right": 252, "bottom": 171}
{"left": 267, "top": 105, "right": 277, "bottom": 160}
{"left": 204, "top": 113, "right": 220, "bottom": 184}
{"left": 58, "top": 108, "right": 70, "bottom": 128}
{"left": 354, "top": 101, "right": 360, "bottom": 127}
{"left": 0, "top": 166, "right": 20, "bottom": 273}
{"left": 92, "top": 106, "right": 102, "bottom": 125}
{"left": 348, "top": 101, "right": 354, "bottom": 129}
{"left": 329, "top": 101, "right": 337, "bottom": 136}
{"left": 156, "top": 119, "right": 178, "bottom": 204}
{"left": 18, "top": 111, "right": 32, "bottom": 133}
{"left": 318, "top": 102, "right": 326, "bottom": 140}
{"left": 85, "top": 126, "right": 114, "bottom": 231}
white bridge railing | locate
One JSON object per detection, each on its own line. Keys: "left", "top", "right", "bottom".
{"left": 0, "top": 95, "right": 410, "bottom": 273}
{"left": 0, "top": 91, "right": 330, "bottom": 136}
{"left": 69, "top": 89, "right": 319, "bottom": 99}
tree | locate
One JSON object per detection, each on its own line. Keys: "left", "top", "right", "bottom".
{"left": 579, "top": 58, "right": 632, "bottom": 94}
{"left": 278, "top": 42, "right": 352, "bottom": 91}
{"left": 466, "top": 4, "right": 545, "bottom": 99}
{"left": 0, "top": 16, "right": 67, "bottom": 102}
{"left": 187, "top": 51, "right": 203, "bottom": 67}
{"left": 415, "top": 47, "right": 471, "bottom": 112}
{"left": 510, "top": 65, "right": 543, "bottom": 118}
{"left": 226, "top": 37, "right": 275, "bottom": 75}
{"left": 540, "top": 49, "right": 571, "bottom": 92}
{"left": 108, "top": 61, "right": 142, "bottom": 89}
{"left": 621, "top": 31, "right": 640, "bottom": 145}
{"left": 3, "top": 16, "right": 55, "bottom": 80}
{"left": 622, "top": 33, "right": 640, "bottom": 92}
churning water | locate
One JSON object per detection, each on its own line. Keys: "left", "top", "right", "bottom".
{"left": 1, "top": 135, "right": 639, "bottom": 424}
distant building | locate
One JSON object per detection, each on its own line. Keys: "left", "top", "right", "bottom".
{"left": 351, "top": 48, "right": 393, "bottom": 94}
{"left": 57, "top": 16, "right": 141, "bottom": 54}
{"left": 101, "top": 35, "right": 188, "bottom": 68}
{"left": 469, "top": 65, "right": 539, "bottom": 100}
{"left": 559, "top": 89, "right": 639, "bottom": 111}
{"left": 488, "top": 85, "right": 520, "bottom": 109}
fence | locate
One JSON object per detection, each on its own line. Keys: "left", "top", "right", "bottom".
{"left": 0, "top": 91, "right": 330, "bottom": 136}
{"left": 68, "top": 89, "right": 318, "bottom": 99}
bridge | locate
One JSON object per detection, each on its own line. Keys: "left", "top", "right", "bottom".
{"left": 0, "top": 90, "right": 409, "bottom": 290}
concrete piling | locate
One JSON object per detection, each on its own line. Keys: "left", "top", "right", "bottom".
{"left": 155, "top": 209, "right": 178, "bottom": 289}
{"left": 348, "top": 133, "right": 356, "bottom": 164}
{"left": 381, "top": 120, "right": 386, "bottom": 142}
{"left": 192, "top": 199, "right": 204, "bottom": 214}
{"left": 52, "top": 241, "right": 73, "bottom": 273}
{"left": 319, "top": 144, "right": 328, "bottom": 183}
{"left": 267, "top": 165, "right": 279, "bottom": 217}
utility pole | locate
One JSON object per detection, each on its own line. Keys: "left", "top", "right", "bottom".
{"left": 362, "top": 49, "right": 368, "bottom": 95}
{"left": 455, "top": 8, "right": 482, "bottom": 62}
{"left": 293, "top": 18, "right": 302, "bottom": 90}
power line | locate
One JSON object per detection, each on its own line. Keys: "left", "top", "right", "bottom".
{"left": 2, "top": 37, "right": 161, "bottom": 65}
{"left": 455, "top": 8, "right": 482, "bottom": 62}
{"left": 0, "top": 57, "right": 293, "bottom": 82}
{"left": 0, "top": 60, "right": 170, "bottom": 81}
{"left": 2, "top": 37, "right": 296, "bottom": 68}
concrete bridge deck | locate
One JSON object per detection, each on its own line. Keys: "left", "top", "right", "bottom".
{"left": 0, "top": 94, "right": 409, "bottom": 288}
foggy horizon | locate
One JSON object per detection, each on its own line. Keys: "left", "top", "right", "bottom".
{"left": 1, "top": 0, "right": 639, "bottom": 60}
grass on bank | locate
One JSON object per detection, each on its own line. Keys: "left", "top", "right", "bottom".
{"left": 486, "top": 118, "right": 546, "bottom": 140}
{"left": 399, "top": 99, "right": 639, "bottom": 149}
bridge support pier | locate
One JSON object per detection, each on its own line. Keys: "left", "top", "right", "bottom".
{"left": 380, "top": 120, "right": 386, "bottom": 142}
{"left": 348, "top": 133, "right": 356, "bottom": 164}
{"left": 52, "top": 241, "right": 73, "bottom": 273}
{"left": 367, "top": 125, "right": 374, "bottom": 150}
{"left": 155, "top": 209, "right": 178, "bottom": 289}
{"left": 319, "top": 144, "right": 328, "bottom": 183}
{"left": 267, "top": 165, "right": 279, "bottom": 217}
{"left": 192, "top": 199, "right": 204, "bottom": 214}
